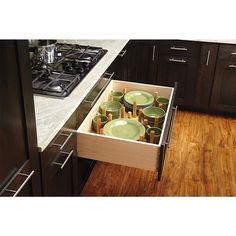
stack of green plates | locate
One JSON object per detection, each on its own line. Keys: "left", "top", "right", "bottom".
{"left": 124, "top": 91, "right": 154, "bottom": 110}
{"left": 104, "top": 119, "right": 145, "bottom": 141}
{"left": 142, "top": 106, "right": 166, "bottom": 127}
{"left": 99, "top": 101, "right": 122, "bottom": 119}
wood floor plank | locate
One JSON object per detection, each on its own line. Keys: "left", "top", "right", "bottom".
{"left": 81, "top": 110, "right": 236, "bottom": 196}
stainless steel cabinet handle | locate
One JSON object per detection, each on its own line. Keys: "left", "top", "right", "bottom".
{"left": 119, "top": 50, "right": 127, "bottom": 57}
{"left": 170, "top": 46, "right": 188, "bottom": 51}
{"left": 4, "top": 171, "right": 35, "bottom": 197}
{"left": 228, "top": 64, "right": 236, "bottom": 68}
{"left": 52, "top": 132, "right": 73, "bottom": 150}
{"left": 206, "top": 50, "right": 211, "bottom": 66}
{"left": 84, "top": 72, "right": 114, "bottom": 107}
{"left": 169, "top": 58, "right": 186, "bottom": 63}
{"left": 152, "top": 45, "right": 156, "bottom": 61}
{"left": 166, "top": 106, "right": 178, "bottom": 147}
{"left": 231, "top": 52, "right": 236, "bottom": 55}
{"left": 53, "top": 150, "right": 74, "bottom": 170}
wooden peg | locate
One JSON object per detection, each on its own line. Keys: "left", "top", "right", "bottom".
{"left": 138, "top": 109, "right": 143, "bottom": 122}
{"left": 123, "top": 88, "right": 127, "bottom": 94}
{"left": 100, "top": 128, "right": 104, "bottom": 135}
{"left": 154, "top": 117, "right": 159, "bottom": 127}
{"left": 96, "top": 118, "right": 101, "bottom": 134}
{"left": 143, "top": 119, "right": 148, "bottom": 128}
{"left": 139, "top": 135, "right": 144, "bottom": 142}
{"left": 101, "top": 108, "right": 106, "bottom": 116}
{"left": 153, "top": 91, "right": 159, "bottom": 106}
{"left": 128, "top": 111, "right": 132, "bottom": 119}
{"left": 132, "top": 101, "right": 137, "bottom": 118}
{"left": 150, "top": 130, "right": 155, "bottom": 144}
{"left": 108, "top": 113, "right": 113, "bottom": 121}
{"left": 120, "top": 105, "right": 125, "bottom": 118}
{"left": 159, "top": 103, "right": 163, "bottom": 109}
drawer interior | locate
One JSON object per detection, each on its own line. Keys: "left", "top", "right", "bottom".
{"left": 76, "top": 80, "right": 174, "bottom": 171}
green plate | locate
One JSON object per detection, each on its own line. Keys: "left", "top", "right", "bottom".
{"left": 104, "top": 119, "right": 145, "bottom": 141}
{"left": 124, "top": 91, "right": 154, "bottom": 106}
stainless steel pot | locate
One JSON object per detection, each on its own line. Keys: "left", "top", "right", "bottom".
{"left": 38, "top": 40, "right": 57, "bottom": 64}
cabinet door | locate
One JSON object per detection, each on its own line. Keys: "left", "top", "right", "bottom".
{"left": 194, "top": 43, "right": 219, "bottom": 109}
{"left": 0, "top": 41, "right": 28, "bottom": 190}
{"left": 157, "top": 55, "right": 199, "bottom": 107}
{"left": 210, "top": 60, "right": 236, "bottom": 113}
{"left": 106, "top": 42, "right": 131, "bottom": 81}
{"left": 129, "top": 40, "right": 158, "bottom": 84}
{"left": 41, "top": 132, "right": 75, "bottom": 196}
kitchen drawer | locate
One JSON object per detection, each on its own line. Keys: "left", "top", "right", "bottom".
{"left": 76, "top": 80, "right": 176, "bottom": 175}
{"left": 159, "top": 40, "right": 201, "bottom": 58}
{"left": 218, "top": 44, "right": 236, "bottom": 61}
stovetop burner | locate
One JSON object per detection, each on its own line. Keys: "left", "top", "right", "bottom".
{"left": 31, "top": 43, "right": 107, "bottom": 97}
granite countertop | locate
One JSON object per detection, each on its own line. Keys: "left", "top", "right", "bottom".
{"left": 34, "top": 40, "right": 129, "bottom": 152}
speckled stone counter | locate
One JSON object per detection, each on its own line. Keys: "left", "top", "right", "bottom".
{"left": 34, "top": 40, "right": 128, "bottom": 151}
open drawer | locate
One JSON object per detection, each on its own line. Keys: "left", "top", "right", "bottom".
{"left": 76, "top": 79, "right": 177, "bottom": 180}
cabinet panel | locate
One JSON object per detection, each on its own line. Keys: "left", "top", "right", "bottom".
{"left": 129, "top": 40, "right": 158, "bottom": 84}
{"left": 210, "top": 60, "right": 236, "bottom": 113}
{"left": 157, "top": 55, "right": 199, "bottom": 106}
{"left": 194, "top": 43, "right": 219, "bottom": 109}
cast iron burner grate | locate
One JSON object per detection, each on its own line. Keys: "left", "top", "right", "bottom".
{"left": 31, "top": 43, "right": 107, "bottom": 97}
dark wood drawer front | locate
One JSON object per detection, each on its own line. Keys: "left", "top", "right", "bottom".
{"left": 159, "top": 40, "right": 201, "bottom": 58}
{"left": 218, "top": 44, "right": 236, "bottom": 61}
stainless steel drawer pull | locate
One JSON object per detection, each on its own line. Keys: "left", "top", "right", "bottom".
{"left": 228, "top": 64, "right": 236, "bottom": 68}
{"left": 52, "top": 132, "right": 73, "bottom": 150}
{"left": 169, "top": 58, "right": 186, "bottom": 63}
{"left": 152, "top": 45, "right": 156, "bottom": 61}
{"left": 170, "top": 46, "right": 188, "bottom": 51}
{"left": 5, "top": 171, "right": 35, "bottom": 197}
{"left": 206, "top": 50, "right": 211, "bottom": 66}
{"left": 166, "top": 106, "right": 178, "bottom": 147}
{"left": 84, "top": 72, "right": 114, "bottom": 107}
{"left": 119, "top": 50, "right": 127, "bottom": 57}
{"left": 231, "top": 52, "right": 236, "bottom": 55}
{"left": 53, "top": 150, "right": 74, "bottom": 170}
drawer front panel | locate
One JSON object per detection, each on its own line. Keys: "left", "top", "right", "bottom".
{"left": 218, "top": 44, "right": 236, "bottom": 61}
{"left": 77, "top": 133, "right": 159, "bottom": 171}
{"left": 76, "top": 80, "right": 175, "bottom": 172}
{"left": 159, "top": 40, "right": 201, "bottom": 58}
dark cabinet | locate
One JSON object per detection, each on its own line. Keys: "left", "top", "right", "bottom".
{"left": 157, "top": 40, "right": 201, "bottom": 107}
{"left": 210, "top": 60, "right": 236, "bottom": 113}
{"left": 106, "top": 42, "right": 131, "bottom": 81}
{"left": 129, "top": 40, "right": 159, "bottom": 84}
{"left": 157, "top": 55, "right": 199, "bottom": 107}
{"left": 0, "top": 41, "right": 41, "bottom": 197}
{"left": 40, "top": 131, "right": 75, "bottom": 196}
{"left": 194, "top": 43, "right": 219, "bottom": 109}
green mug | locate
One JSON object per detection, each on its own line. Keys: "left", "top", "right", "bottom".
{"left": 145, "top": 126, "right": 162, "bottom": 144}
{"left": 110, "top": 90, "right": 124, "bottom": 103}
{"left": 156, "top": 97, "right": 169, "bottom": 111}
{"left": 92, "top": 114, "right": 108, "bottom": 132}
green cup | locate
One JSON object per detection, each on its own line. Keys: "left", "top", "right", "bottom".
{"left": 145, "top": 127, "right": 162, "bottom": 144}
{"left": 110, "top": 90, "right": 124, "bottom": 103}
{"left": 92, "top": 114, "right": 108, "bottom": 132}
{"left": 156, "top": 97, "right": 169, "bottom": 111}
{"left": 99, "top": 101, "right": 122, "bottom": 119}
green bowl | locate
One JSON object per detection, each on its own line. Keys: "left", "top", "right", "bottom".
{"left": 147, "top": 119, "right": 164, "bottom": 128}
{"left": 99, "top": 101, "right": 122, "bottom": 119}
{"left": 156, "top": 97, "right": 169, "bottom": 111}
{"left": 143, "top": 106, "right": 165, "bottom": 123}
{"left": 111, "top": 90, "right": 124, "bottom": 103}
{"left": 92, "top": 114, "right": 108, "bottom": 132}
{"left": 145, "top": 127, "right": 162, "bottom": 144}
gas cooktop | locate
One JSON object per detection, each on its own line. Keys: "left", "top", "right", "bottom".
{"left": 31, "top": 43, "right": 107, "bottom": 97}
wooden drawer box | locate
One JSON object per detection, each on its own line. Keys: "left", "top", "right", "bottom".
{"left": 76, "top": 80, "right": 176, "bottom": 177}
{"left": 218, "top": 44, "right": 236, "bottom": 61}
{"left": 159, "top": 40, "right": 201, "bottom": 58}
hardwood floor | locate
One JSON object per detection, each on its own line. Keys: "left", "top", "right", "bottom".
{"left": 81, "top": 110, "right": 236, "bottom": 196}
